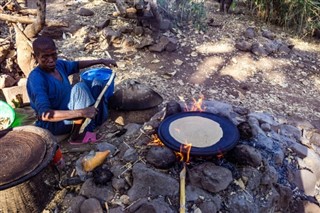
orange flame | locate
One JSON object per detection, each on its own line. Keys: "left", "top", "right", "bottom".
{"left": 184, "top": 95, "right": 206, "bottom": 112}
{"left": 177, "top": 143, "right": 192, "bottom": 163}
{"left": 148, "top": 134, "right": 165, "bottom": 146}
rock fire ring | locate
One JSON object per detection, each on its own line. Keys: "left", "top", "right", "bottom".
{"left": 158, "top": 111, "right": 240, "bottom": 156}
{"left": 0, "top": 127, "right": 49, "bottom": 188}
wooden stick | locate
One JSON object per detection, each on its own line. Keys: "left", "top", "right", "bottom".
{"left": 79, "top": 72, "right": 116, "bottom": 134}
{"left": 179, "top": 162, "right": 186, "bottom": 213}
{"left": 0, "top": 13, "right": 68, "bottom": 27}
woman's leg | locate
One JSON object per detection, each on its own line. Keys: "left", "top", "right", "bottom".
{"left": 68, "top": 82, "right": 95, "bottom": 139}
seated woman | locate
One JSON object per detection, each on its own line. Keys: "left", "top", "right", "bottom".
{"left": 27, "top": 36, "right": 117, "bottom": 142}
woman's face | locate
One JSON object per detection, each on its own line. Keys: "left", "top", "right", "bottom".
{"left": 36, "top": 48, "right": 58, "bottom": 72}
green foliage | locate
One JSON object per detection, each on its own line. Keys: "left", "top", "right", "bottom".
{"left": 158, "top": 0, "right": 207, "bottom": 31}
{"left": 247, "top": 0, "right": 320, "bottom": 36}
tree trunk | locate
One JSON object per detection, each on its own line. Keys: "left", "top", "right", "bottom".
{"left": 15, "top": 0, "right": 46, "bottom": 77}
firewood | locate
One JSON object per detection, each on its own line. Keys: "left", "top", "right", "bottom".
{"left": 0, "top": 14, "right": 68, "bottom": 27}
{"left": 179, "top": 162, "right": 186, "bottom": 213}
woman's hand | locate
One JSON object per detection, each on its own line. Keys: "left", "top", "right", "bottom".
{"left": 101, "top": 58, "right": 117, "bottom": 67}
{"left": 81, "top": 106, "right": 98, "bottom": 119}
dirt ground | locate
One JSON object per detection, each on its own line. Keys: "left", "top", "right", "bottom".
{"left": 5, "top": 0, "right": 320, "bottom": 124}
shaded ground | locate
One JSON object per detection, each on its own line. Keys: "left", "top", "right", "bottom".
{"left": 34, "top": 0, "right": 320, "bottom": 125}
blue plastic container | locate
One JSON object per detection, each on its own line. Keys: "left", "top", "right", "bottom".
{"left": 80, "top": 68, "right": 115, "bottom": 100}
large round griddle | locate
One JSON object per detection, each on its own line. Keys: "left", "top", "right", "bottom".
{"left": 0, "top": 126, "right": 57, "bottom": 190}
{"left": 158, "top": 111, "right": 239, "bottom": 156}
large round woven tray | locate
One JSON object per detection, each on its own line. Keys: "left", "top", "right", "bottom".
{"left": 0, "top": 126, "right": 57, "bottom": 190}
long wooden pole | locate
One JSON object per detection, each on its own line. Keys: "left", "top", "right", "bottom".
{"left": 79, "top": 72, "right": 116, "bottom": 134}
{"left": 179, "top": 162, "right": 186, "bottom": 213}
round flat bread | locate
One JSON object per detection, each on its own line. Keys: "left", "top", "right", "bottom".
{"left": 168, "top": 116, "right": 223, "bottom": 148}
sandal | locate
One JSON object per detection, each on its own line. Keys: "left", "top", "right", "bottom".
{"left": 68, "top": 131, "right": 103, "bottom": 145}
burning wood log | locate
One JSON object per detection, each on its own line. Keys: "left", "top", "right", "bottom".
{"left": 178, "top": 144, "right": 192, "bottom": 213}
{"left": 179, "top": 162, "right": 186, "bottom": 213}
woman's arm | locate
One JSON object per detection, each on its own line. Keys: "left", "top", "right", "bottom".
{"left": 39, "top": 106, "right": 97, "bottom": 122}
{"left": 78, "top": 59, "right": 117, "bottom": 69}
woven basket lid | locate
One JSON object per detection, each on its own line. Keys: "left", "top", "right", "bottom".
{"left": 0, "top": 126, "right": 54, "bottom": 188}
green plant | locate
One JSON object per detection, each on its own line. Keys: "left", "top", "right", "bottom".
{"left": 247, "top": 0, "right": 320, "bottom": 37}
{"left": 158, "top": 0, "right": 207, "bottom": 31}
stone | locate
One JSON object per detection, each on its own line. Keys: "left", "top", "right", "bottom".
{"left": 279, "top": 124, "right": 301, "bottom": 141}
{"left": 103, "top": 27, "right": 122, "bottom": 44}
{"left": 80, "top": 178, "right": 115, "bottom": 203}
{"left": 272, "top": 147, "right": 285, "bottom": 166}
{"left": 186, "top": 185, "right": 216, "bottom": 202}
{"left": 123, "top": 123, "right": 142, "bottom": 137}
{"left": 200, "top": 100, "right": 238, "bottom": 124}
{"left": 112, "top": 177, "right": 129, "bottom": 192}
{"left": 135, "top": 35, "right": 154, "bottom": 49}
{"left": 263, "top": 40, "right": 279, "bottom": 54}
{"left": 247, "top": 117, "right": 265, "bottom": 137}
{"left": 244, "top": 27, "right": 256, "bottom": 39}
{"left": 96, "top": 19, "right": 111, "bottom": 30}
{"left": 78, "top": 8, "right": 94, "bottom": 16}
{"left": 109, "top": 206, "right": 125, "bottom": 213}
{"left": 122, "top": 148, "right": 139, "bottom": 163}
{"left": 261, "top": 164, "right": 278, "bottom": 186}
{"left": 127, "top": 197, "right": 174, "bottom": 213}
{"left": 260, "top": 123, "right": 271, "bottom": 132}
{"left": 255, "top": 134, "right": 274, "bottom": 150}
{"left": 227, "top": 145, "right": 262, "bottom": 167}
{"left": 237, "top": 122, "right": 253, "bottom": 140}
{"left": 248, "top": 112, "right": 278, "bottom": 126}
{"left": 235, "top": 40, "right": 252, "bottom": 51}
{"left": 274, "top": 183, "right": 292, "bottom": 211}
{"left": 199, "top": 196, "right": 222, "bottom": 213}
{"left": 0, "top": 74, "right": 16, "bottom": 89}
{"left": 258, "top": 186, "right": 280, "bottom": 212}
{"left": 261, "top": 30, "right": 276, "bottom": 40}
{"left": 239, "top": 167, "right": 262, "bottom": 191}
{"left": 127, "top": 163, "right": 179, "bottom": 201}
{"left": 110, "top": 163, "right": 126, "bottom": 177}
{"left": 80, "top": 198, "right": 103, "bottom": 213}
{"left": 165, "top": 37, "right": 178, "bottom": 52}
{"left": 68, "top": 195, "right": 86, "bottom": 213}
{"left": 251, "top": 43, "right": 268, "bottom": 56}
{"left": 227, "top": 191, "right": 258, "bottom": 212}
{"left": 278, "top": 44, "right": 291, "bottom": 54}
{"left": 146, "top": 146, "right": 176, "bottom": 169}
{"left": 165, "top": 100, "right": 182, "bottom": 118}
{"left": 1, "top": 85, "right": 30, "bottom": 108}
{"left": 148, "top": 36, "right": 171, "bottom": 52}
{"left": 188, "top": 162, "right": 233, "bottom": 193}
{"left": 233, "top": 106, "right": 250, "bottom": 115}
{"left": 159, "top": 19, "right": 172, "bottom": 31}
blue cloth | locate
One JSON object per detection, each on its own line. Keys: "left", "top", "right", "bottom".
{"left": 27, "top": 59, "right": 108, "bottom": 135}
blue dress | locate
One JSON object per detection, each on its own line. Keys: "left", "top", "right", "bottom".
{"left": 27, "top": 59, "right": 108, "bottom": 135}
